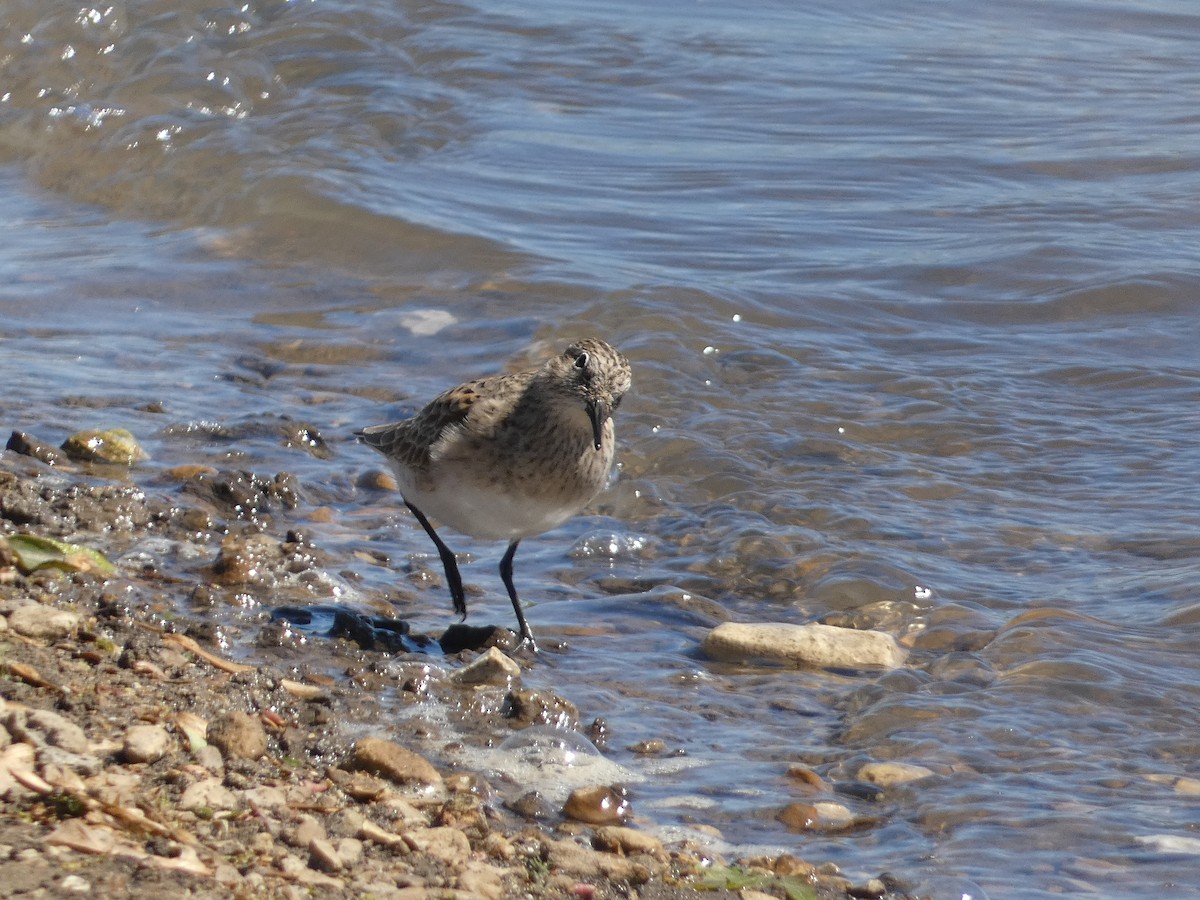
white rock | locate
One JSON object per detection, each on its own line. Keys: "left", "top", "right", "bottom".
{"left": 179, "top": 777, "right": 239, "bottom": 812}
{"left": 8, "top": 605, "right": 79, "bottom": 641}
{"left": 858, "top": 761, "right": 935, "bottom": 787}
{"left": 701, "top": 621, "right": 906, "bottom": 669}
{"left": 122, "top": 725, "right": 171, "bottom": 764}
{"left": 450, "top": 647, "right": 521, "bottom": 686}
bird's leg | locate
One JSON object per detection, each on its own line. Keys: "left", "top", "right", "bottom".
{"left": 499, "top": 540, "right": 538, "bottom": 651}
{"left": 404, "top": 501, "right": 467, "bottom": 619}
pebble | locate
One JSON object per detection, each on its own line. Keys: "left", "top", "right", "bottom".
{"left": 403, "top": 826, "right": 471, "bottom": 865}
{"left": 350, "top": 736, "right": 443, "bottom": 786}
{"left": 122, "top": 724, "right": 171, "bottom": 764}
{"left": 308, "top": 837, "right": 343, "bottom": 873}
{"left": 60, "top": 428, "right": 149, "bottom": 465}
{"left": 701, "top": 621, "right": 907, "bottom": 669}
{"left": 592, "top": 825, "right": 667, "bottom": 861}
{"left": 5, "top": 707, "right": 88, "bottom": 754}
{"left": 857, "top": 761, "right": 934, "bottom": 787}
{"left": 450, "top": 646, "right": 522, "bottom": 686}
{"left": 207, "top": 711, "right": 269, "bottom": 761}
{"left": 7, "top": 605, "right": 80, "bottom": 641}
{"left": 562, "top": 785, "right": 631, "bottom": 826}
{"left": 180, "top": 777, "right": 240, "bottom": 812}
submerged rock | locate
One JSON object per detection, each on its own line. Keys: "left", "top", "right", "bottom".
{"left": 857, "top": 761, "right": 934, "bottom": 787}
{"left": 701, "top": 621, "right": 906, "bottom": 669}
{"left": 60, "top": 428, "right": 149, "bottom": 465}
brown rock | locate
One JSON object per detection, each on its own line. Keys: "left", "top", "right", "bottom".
{"left": 122, "top": 724, "right": 171, "bottom": 764}
{"left": 562, "top": 785, "right": 630, "bottom": 826}
{"left": 207, "top": 711, "right": 269, "bottom": 761}
{"left": 8, "top": 605, "right": 79, "bottom": 641}
{"left": 403, "top": 826, "right": 471, "bottom": 865}
{"left": 350, "top": 736, "right": 442, "bottom": 786}
{"left": 544, "top": 836, "right": 652, "bottom": 883}
{"left": 592, "top": 825, "right": 667, "bottom": 861}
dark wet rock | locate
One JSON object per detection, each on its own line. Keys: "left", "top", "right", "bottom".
{"left": 207, "top": 711, "right": 269, "bottom": 761}
{"left": 6, "top": 431, "right": 65, "bottom": 466}
{"left": 60, "top": 428, "right": 149, "bottom": 465}
{"left": 209, "top": 533, "right": 286, "bottom": 585}
{"left": 562, "top": 785, "right": 631, "bottom": 826}
{"left": 439, "top": 622, "right": 515, "bottom": 655}
{"left": 503, "top": 688, "right": 580, "bottom": 730}
{"left": 629, "top": 738, "right": 667, "bottom": 755}
{"left": 349, "top": 736, "right": 442, "bottom": 787}
{"left": 834, "top": 780, "right": 886, "bottom": 803}
{"left": 272, "top": 604, "right": 413, "bottom": 652}
{"left": 183, "top": 469, "right": 299, "bottom": 521}
{"left": 506, "top": 790, "right": 554, "bottom": 820}
{"left": 276, "top": 418, "right": 333, "bottom": 460}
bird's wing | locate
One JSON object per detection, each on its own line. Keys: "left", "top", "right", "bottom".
{"left": 357, "top": 380, "right": 487, "bottom": 470}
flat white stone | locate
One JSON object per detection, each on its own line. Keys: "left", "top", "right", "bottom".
{"left": 701, "top": 621, "right": 906, "bottom": 669}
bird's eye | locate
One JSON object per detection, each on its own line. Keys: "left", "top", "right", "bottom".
{"left": 574, "top": 351, "right": 590, "bottom": 371}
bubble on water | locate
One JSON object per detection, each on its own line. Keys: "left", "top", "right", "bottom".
{"left": 499, "top": 726, "right": 600, "bottom": 769}
{"left": 569, "top": 531, "right": 651, "bottom": 560}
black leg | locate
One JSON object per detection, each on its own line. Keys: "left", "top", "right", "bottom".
{"left": 404, "top": 501, "right": 467, "bottom": 619}
{"left": 499, "top": 540, "right": 538, "bottom": 651}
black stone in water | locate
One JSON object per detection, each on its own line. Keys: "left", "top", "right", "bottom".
{"left": 271, "top": 604, "right": 414, "bottom": 652}
{"left": 439, "top": 623, "right": 508, "bottom": 655}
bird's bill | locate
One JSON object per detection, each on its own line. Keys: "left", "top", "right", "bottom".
{"left": 586, "top": 400, "right": 609, "bottom": 451}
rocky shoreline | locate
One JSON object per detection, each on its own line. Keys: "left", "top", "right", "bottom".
{"left": 0, "top": 438, "right": 908, "bottom": 900}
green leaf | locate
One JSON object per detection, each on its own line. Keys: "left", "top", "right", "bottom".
{"left": 5, "top": 534, "right": 115, "bottom": 576}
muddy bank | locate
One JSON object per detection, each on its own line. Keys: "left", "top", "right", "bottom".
{"left": 0, "top": 442, "right": 908, "bottom": 899}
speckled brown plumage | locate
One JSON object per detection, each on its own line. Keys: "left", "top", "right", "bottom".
{"left": 357, "top": 338, "right": 632, "bottom": 650}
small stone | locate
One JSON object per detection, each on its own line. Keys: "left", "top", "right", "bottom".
{"left": 403, "top": 826, "right": 471, "bottom": 865}
{"left": 701, "top": 621, "right": 906, "bottom": 669}
{"left": 350, "top": 737, "right": 442, "bottom": 786}
{"left": 544, "top": 836, "right": 651, "bottom": 883}
{"left": 335, "top": 837, "right": 363, "bottom": 868}
{"left": 60, "top": 428, "right": 149, "bottom": 465}
{"left": 740, "top": 891, "right": 778, "bottom": 900}
{"left": 180, "top": 777, "right": 239, "bottom": 812}
{"left": 6, "top": 431, "right": 65, "bottom": 466}
{"left": 241, "top": 785, "right": 288, "bottom": 813}
{"left": 8, "top": 605, "right": 79, "bottom": 641}
{"left": 289, "top": 815, "right": 326, "bottom": 848}
{"left": 629, "top": 739, "right": 667, "bottom": 755}
{"left": 857, "top": 761, "right": 934, "bottom": 788}
{"left": 785, "top": 765, "right": 827, "bottom": 790}
{"left": 450, "top": 647, "right": 521, "bottom": 686}
{"left": 60, "top": 874, "right": 91, "bottom": 893}
{"left": 457, "top": 861, "right": 505, "bottom": 899}
{"left": 308, "top": 837, "right": 343, "bottom": 873}
{"left": 122, "top": 724, "right": 171, "bottom": 764}
{"left": 562, "top": 785, "right": 631, "bottom": 826}
{"left": 5, "top": 708, "right": 88, "bottom": 754}
{"left": 207, "top": 711, "right": 268, "bottom": 761}
{"left": 592, "top": 826, "right": 667, "bottom": 861}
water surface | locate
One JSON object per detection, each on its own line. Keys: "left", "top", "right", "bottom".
{"left": 3, "top": 1, "right": 1200, "bottom": 896}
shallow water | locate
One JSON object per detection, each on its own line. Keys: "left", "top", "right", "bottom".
{"left": 4, "top": 0, "right": 1200, "bottom": 895}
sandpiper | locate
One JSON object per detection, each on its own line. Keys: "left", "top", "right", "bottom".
{"left": 357, "top": 338, "right": 632, "bottom": 651}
